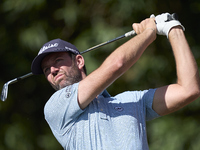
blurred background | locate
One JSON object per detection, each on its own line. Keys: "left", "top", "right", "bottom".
{"left": 1, "top": 0, "right": 200, "bottom": 149}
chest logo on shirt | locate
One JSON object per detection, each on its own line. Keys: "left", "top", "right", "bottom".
{"left": 114, "top": 106, "right": 124, "bottom": 112}
{"left": 65, "top": 92, "right": 71, "bottom": 98}
{"left": 65, "top": 85, "right": 72, "bottom": 98}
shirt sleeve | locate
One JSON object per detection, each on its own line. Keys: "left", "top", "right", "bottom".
{"left": 143, "top": 88, "right": 160, "bottom": 121}
{"left": 44, "top": 82, "right": 84, "bottom": 136}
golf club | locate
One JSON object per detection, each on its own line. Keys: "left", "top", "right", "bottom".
{"left": 1, "top": 30, "right": 136, "bottom": 101}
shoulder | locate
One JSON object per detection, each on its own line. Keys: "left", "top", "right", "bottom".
{"left": 51, "top": 83, "right": 79, "bottom": 100}
{"left": 44, "top": 82, "right": 84, "bottom": 123}
{"left": 114, "top": 89, "right": 156, "bottom": 103}
{"left": 44, "top": 83, "right": 80, "bottom": 112}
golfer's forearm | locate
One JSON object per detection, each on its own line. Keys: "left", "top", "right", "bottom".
{"left": 78, "top": 29, "right": 156, "bottom": 109}
{"left": 152, "top": 28, "right": 200, "bottom": 116}
{"left": 103, "top": 28, "right": 156, "bottom": 76}
{"left": 169, "top": 27, "right": 200, "bottom": 99}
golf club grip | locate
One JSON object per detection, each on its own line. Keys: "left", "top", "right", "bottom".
{"left": 172, "top": 13, "right": 178, "bottom": 20}
{"left": 167, "top": 13, "right": 179, "bottom": 21}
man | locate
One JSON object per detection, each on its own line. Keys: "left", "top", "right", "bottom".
{"left": 31, "top": 13, "right": 200, "bottom": 150}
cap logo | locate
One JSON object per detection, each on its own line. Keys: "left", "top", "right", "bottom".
{"left": 38, "top": 43, "right": 59, "bottom": 54}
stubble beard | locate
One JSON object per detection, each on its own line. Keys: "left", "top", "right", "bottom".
{"left": 51, "top": 65, "right": 83, "bottom": 91}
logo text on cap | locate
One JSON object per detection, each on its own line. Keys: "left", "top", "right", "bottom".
{"left": 39, "top": 43, "right": 59, "bottom": 54}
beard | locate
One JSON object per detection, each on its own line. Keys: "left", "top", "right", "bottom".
{"left": 50, "top": 64, "right": 83, "bottom": 91}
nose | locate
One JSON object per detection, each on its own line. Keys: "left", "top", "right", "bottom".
{"left": 50, "top": 66, "right": 59, "bottom": 76}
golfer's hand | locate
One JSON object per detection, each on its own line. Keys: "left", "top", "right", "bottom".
{"left": 152, "top": 13, "right": 185, "bottom": 38}
{"left": 132, "top": 18, "right": 157, "bottom": 37}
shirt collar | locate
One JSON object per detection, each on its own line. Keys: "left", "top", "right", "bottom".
{"left": 99, "top": 90, "right": 111, "bottom": 98}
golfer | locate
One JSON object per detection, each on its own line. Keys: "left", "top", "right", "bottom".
{"left": 31, "top": 13, "right": 200, "bottom": 150}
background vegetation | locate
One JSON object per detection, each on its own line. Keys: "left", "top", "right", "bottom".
{"left": 1, "top": 0, "right": 200, "bottom": 149}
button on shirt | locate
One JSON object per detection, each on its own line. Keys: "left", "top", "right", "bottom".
{"left": 44, "top": 83, "right": 160, "bottom": 150}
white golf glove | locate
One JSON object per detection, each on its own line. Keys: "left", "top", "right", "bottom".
{"left": 150, "top": 13, "right": 185, "bottom": 38}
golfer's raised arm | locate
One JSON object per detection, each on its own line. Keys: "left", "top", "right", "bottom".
{"left": 78, "top": 18, "right": 157, "bottom": 109}
{"left": 152, "top": 14, "right": 200, "bottom": 116}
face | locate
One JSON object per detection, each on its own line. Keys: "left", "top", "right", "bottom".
{"left": 41, "top": 52, "right": 83, "bottom": 90}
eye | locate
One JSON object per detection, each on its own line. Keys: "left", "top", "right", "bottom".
{"left": 56, "top": 59, "right": 61, "bottom": 62}
{"left": 55, "top": 58, "right": 62, "bottom": 63}
{"left": 43, "top": 67, "right": 50, "bottom": 74}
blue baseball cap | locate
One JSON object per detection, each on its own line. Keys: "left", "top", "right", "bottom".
{"left": 31, "top": 39, "right": 80, "bottom": 75}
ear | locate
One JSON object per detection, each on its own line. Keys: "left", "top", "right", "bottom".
{"left": 75, "top": 55, "right": 85, "bottom": 70}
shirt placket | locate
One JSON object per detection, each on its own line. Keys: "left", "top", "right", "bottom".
{"left": 97, "top": 96, "right": 108, "bottom": 120}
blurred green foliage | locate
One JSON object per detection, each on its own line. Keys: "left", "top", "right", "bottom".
{"left": 0, "top": 0, "right": 200, "bottom": 149}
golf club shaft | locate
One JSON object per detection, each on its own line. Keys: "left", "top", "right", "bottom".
{"left": 1, "top": 30, "right": 136, "bottom": 101}
{"left": 80, "top": 30, "right": 136, "bottom": 54}
{"left": 6, "top": 30, "right": 136, "bottom": 83}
